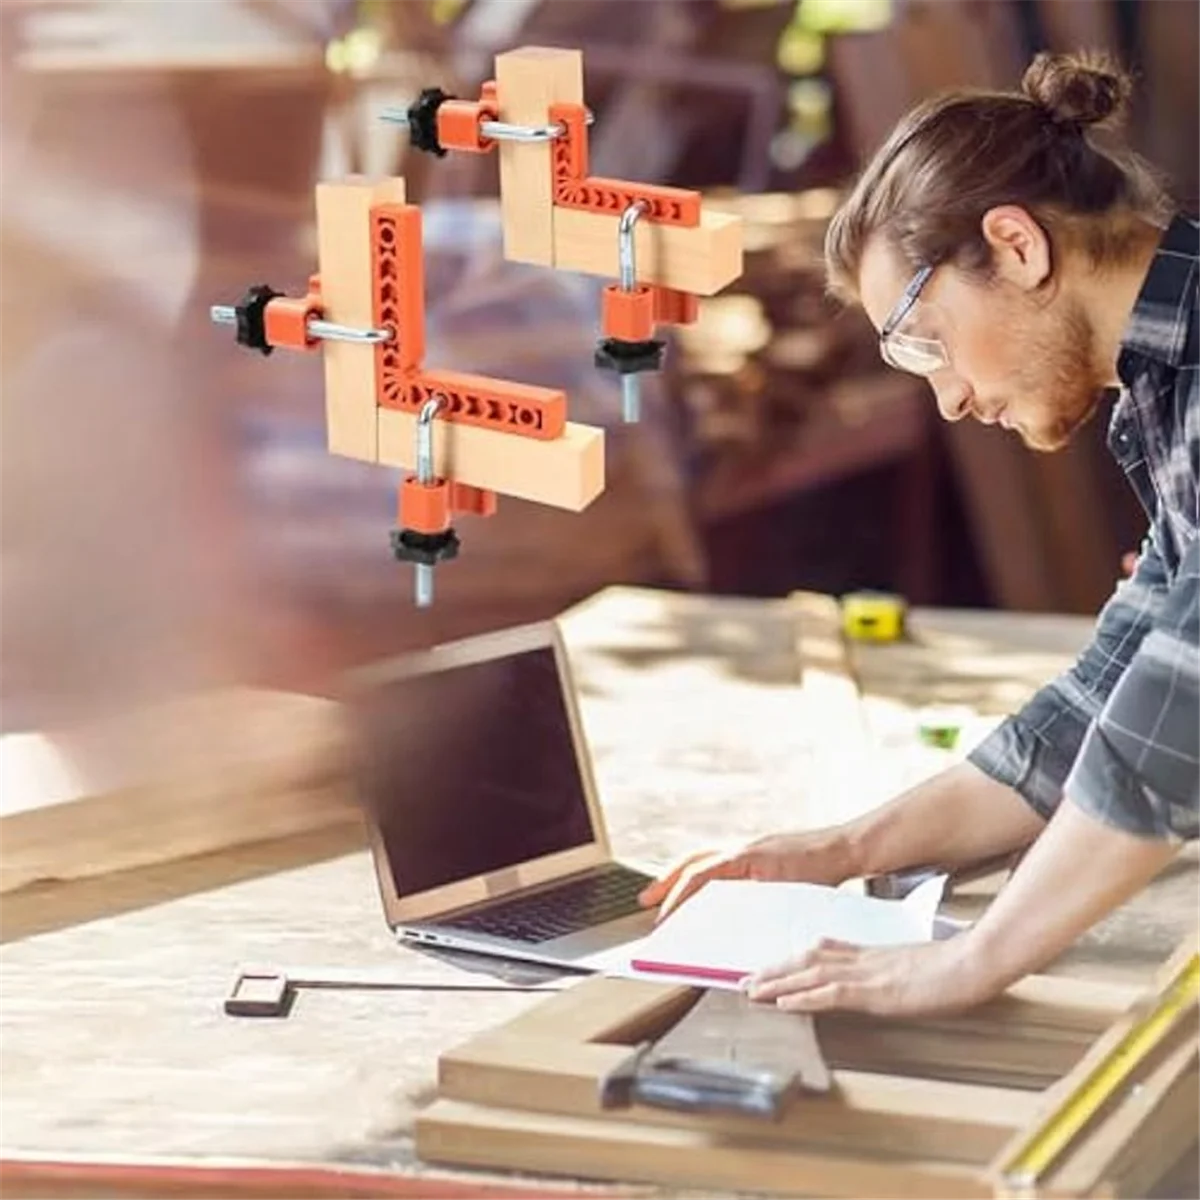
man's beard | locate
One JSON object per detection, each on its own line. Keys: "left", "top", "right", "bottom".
{"left": 1013, "top": 300, "right": 1104, "bottom": 453}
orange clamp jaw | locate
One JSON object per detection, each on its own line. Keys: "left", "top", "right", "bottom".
{"left": 600, "top": 284, "right": 699, "bottom": 342}
{"left": 391, "top": 476, "right": 461, "bottom": 570}
{"left": 435, "top": 81, "right": 499, "bottom": 154}
{"left": 263, "top": 291, "right": 322, "bottom": 351}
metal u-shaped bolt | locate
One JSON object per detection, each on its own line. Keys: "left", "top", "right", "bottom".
{"left": 413, "top": 395, "right": 445, "bottom": 608}
{"left": 617, "top": 200, "right": 649, "bottom": 423}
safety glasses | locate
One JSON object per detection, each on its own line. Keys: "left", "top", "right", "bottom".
{"left": 879, "top": 265, "right": 950, "bottom": 376}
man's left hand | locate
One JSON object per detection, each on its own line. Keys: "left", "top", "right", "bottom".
{"left": 744, "top": 934, "right": 999, "bottom": 1017}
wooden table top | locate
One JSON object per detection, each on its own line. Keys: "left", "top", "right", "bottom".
{"left": 1, "top": 587, "right": 1195, "bottom": 1196}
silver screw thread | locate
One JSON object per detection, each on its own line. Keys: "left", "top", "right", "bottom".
{"left": 413, "top": 395, "right": 445, "bottom": 608}
{"left": 617, "top": 201, "right": 649, "bottom": 424}
{"left": 617, "top": 200, "right": 648, "bottom": 292}
{"left": 621, "top": 375, "right": 640, "bottom": 423}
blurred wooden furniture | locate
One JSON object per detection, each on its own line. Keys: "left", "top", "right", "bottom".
{"left": 661, "top": 189, "right": 945, "bottom": 602}
{"left": 2, "top": 586, "right": 1196, "bottom": 1197}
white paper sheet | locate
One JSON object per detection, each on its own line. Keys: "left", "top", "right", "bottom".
{"left": 584, "top": 875, "right": 947, "bottom": 990}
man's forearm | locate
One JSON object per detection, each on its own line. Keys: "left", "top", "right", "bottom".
{"left": 844, "top": 761, "right": 1047, "bottom": 877}
{"left": 963, "top": 798, "right": 1180, "bottom": 990}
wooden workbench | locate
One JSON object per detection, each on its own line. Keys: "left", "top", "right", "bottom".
{"left": 1, "top": 587, "right": 1196, "bottom": 1197}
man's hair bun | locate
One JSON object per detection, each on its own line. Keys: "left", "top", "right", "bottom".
{"left": 1022, "top": 49, "right": 1134, "bottom": 129}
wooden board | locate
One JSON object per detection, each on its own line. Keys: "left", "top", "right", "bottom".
{"left": 495, "top": 47, "right": 584, "bottom": 267}
{"left": 316, "top": 175, "right": 406, "bottom": 461}
{"left": 0, "top": 688, "right": 353, "bottom": 896}
{"left": 790, "top": 591, "right": 883, "bottom": 823}
{"left": 551, "top": 206, "right": 742, "bottom": 295}
{"left": 377, "top": 408, "right": 604, "bottom": 512}
{"left": 416, "top": 942, "right": 1196, "bottom": 1198}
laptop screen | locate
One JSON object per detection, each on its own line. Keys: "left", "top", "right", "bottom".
{"left": 355, "top": 641, "right": 596, "bottom": 897}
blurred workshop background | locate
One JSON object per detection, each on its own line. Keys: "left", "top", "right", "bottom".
{"left": 2, "top": 0, "right": 1197, "bottom": 732}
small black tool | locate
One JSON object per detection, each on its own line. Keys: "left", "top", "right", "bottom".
{"left": 599, "top": 987, "right": 832, "bottom": 1120}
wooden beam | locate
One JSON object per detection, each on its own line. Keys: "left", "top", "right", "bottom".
{"left": 416, "top": 1099, "right": 991, "bottom": 1200}
{"left": 315, "top": 175, "right": 406, "bottom": 462}
{"left": 377, "top": 408, "right": 604, "bottom": 512}
{"left": 495, "top": 47, "right": 584, "bottom": 266}
{"left": 551, "top": 206, "right": 743, "bottom": 296}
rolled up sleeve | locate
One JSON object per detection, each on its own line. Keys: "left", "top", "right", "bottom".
{"left": 968, "top": 532, "right": 1172, "bottom": 822}
{"left": 1065, "top": 533, "right": 1200, "bottom": 840}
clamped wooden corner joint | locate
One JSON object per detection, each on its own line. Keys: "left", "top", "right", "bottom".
{"left": 211, "top": 198, "right": 560, "bottom": 606}
{"left": 388, "top": 81, "right": 701, "bottom": 423}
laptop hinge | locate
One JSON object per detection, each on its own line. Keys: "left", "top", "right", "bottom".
{"left": 484, "top": 867, "right": 521, "bottom": 897}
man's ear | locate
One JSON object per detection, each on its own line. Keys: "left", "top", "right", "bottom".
{"left": 980, "top": 206, "right": 1051, "bottom": 290}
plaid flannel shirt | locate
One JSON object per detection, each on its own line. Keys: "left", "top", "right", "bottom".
{"left": 968, "top": 214, "right": 1199, "bottom": 842}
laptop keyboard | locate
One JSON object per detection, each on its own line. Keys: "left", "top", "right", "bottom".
{"left": 437, "top": 864, "right": 654, "bottom": 944}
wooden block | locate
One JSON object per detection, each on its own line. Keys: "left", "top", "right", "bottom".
{"left": 495, "top": 47, "right": 584, "bottom": 266}
{"left": 315, "top": 175, "right": 406, "bottom": 462}
{"left": 377, "top": 408, "right": 604, "bottom": 512}
{"left": 551, "top": 206, "right": 742, "bottom": 295}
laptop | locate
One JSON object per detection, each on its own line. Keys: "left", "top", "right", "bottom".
{"left": 346, "top": 618, "right": 659, "bottom": 971}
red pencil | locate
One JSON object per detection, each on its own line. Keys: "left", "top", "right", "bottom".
{"left": 630, "top": 958, "right": 749, "bottom": 985}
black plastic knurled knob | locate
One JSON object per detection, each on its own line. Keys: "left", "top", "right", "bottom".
{"left": 407, "top": 87, "right": 451, "bottom": 157}
{"left": 390, "top": 527, "right": 460, "bottom": 566}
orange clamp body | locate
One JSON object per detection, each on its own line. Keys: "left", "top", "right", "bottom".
{"left": 550, "top": 102, "right": 589, "bottom": 181}
{"left": 450, "top": 482, "right": 498, "bottom": 518}
{"left": 407, "top": 368, "right": 566, "bottom": 439}
{"left": 602, "top": 284, "right": 655, "bottom": 342}
{"left": 548, "top": 101, "right": 700, "bottom": 227}
{"left": 437, "top": 98, "right": 497, "bottom": 153}
{"left": 372, "top": 202, "right": 427, "bottom": 406}
{"left": 400, "top": 475, "right": 451, "bottom": 535}
{"left": 264, "top": 294, "right": 321, "bottom": 351}
{"left": 369, "top": 198, "right": 567, "bottom": 441}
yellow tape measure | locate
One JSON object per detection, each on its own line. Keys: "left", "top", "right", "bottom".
{"left": 841, "top": 592, "right": 906, "bottom": 642}
{"left": 1000, "top": 952, "right": 1200, "bottom": 1190}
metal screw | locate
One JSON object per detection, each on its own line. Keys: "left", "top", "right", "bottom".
{"left": 617, "top": 200, "right": 649, "bottom": 423}
{"left": 413, "top": 395, "right": 444, "bottom": 608}
{"left": 379, "top": 107, "right": 594, "bottom": 144}
{"left": 210, "top": 305, "right": 391, "bottom": 345}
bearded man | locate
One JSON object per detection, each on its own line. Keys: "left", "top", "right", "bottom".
{"left": 639, "top": 50, "right": 1198, "bottom": 1016}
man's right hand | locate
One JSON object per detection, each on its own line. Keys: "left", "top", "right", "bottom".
{"left": 636, "top": 762, "right": 1047, "bottom": 924}
{"left": 637, "top": 829, "right": 858, "bottom": 923}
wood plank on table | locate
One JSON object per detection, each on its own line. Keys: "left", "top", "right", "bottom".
{"left": 0, "top": 689, "right": 356, "bottom": 898}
